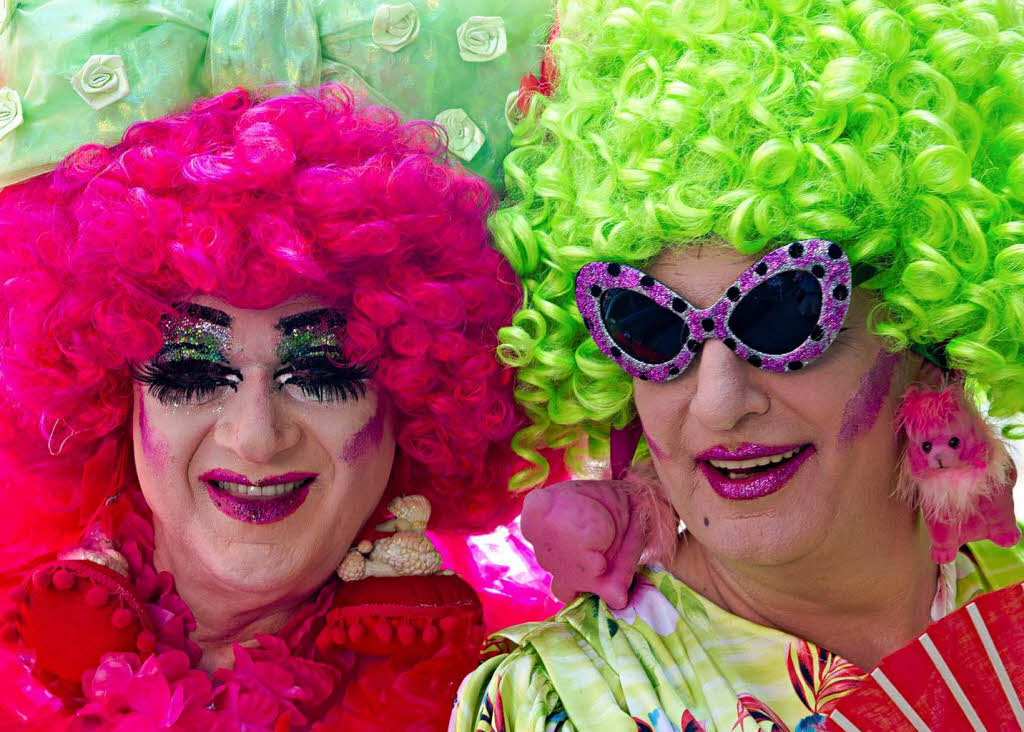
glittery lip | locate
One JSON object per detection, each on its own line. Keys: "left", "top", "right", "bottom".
{"left": 697, "top": 444, "right": 816, "bottom": 500}
{"left": 199, "top": 469, "right": 317, "bottom": 525}
{"left": 696, "top": 443, "right": 806, "bottom": 461}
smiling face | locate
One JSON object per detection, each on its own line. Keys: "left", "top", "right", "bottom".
{"left": 633, "top": 246, "right": 919, "bottom": 567}
{"left": 132, "top": 296, "right": 395, "bottom": 602}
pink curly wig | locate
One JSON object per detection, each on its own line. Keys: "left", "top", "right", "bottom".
{"left": 0, "top": 86, "right": 534, "bottom": 561}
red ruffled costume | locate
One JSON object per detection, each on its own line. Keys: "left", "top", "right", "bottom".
{"left": 1, "top": 488, "right": 483, "bottom": 731}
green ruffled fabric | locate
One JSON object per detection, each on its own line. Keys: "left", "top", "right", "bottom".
{"left": 0, "top": 0, "right": 552, "bottom": 187}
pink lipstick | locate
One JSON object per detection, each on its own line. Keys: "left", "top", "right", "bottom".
{"left": 199, "top": 470, "right": 317, "bottom": 524}
{"left": 696, "top": 443, "right": 815, "bottom": 500}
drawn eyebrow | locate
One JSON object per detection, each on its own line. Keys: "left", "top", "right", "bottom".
{"left": 275, "top": 308, "right": 345, "bottom": 335}
{"left": 175, "top": 303, "right": 232, "bottom": 328}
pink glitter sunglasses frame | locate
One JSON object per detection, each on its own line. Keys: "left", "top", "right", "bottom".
{"left": 575, "top": 239, "right": 853, "bottom": 382}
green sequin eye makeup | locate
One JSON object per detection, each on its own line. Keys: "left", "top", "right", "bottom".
{"left": 273, "top": 309, "right": 373, "bottom": 404}
{"left": 157, "top": 304, "right": 231, "bottom": 364}
{"left": 133, "top": 306, "right": 373, "bottom": 407}
{"left": 133, "top": 304, "right": 238, "bottom": 407}
{"left": 275, "top": 309, "right": 345, "bottom": 364}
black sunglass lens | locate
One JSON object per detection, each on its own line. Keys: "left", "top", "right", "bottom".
{"left": 599, "top": 289, "right": 689, "bottom": 364}
{"left": 727, "top": 270, "right": 823, "bottom": 355}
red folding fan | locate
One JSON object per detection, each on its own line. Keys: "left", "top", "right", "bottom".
{"left": 828, "top": 581, "right": 1024, "bottom": 731}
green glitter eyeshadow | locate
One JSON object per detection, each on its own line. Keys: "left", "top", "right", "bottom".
{"left": 158, "top": 315, "right": 229, "bottom": 364}
{"left": 276, "top": 322, "right": 340, "bottom": 364}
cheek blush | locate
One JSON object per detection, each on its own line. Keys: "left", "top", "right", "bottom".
{"left": 137, "top": 395, "right": 169, "bottom": 465}
{"left": 341, "top": 400, "right": 384, "bottom": 462}
{"left": 838, "top": 349, "right": 900, "bottom": 446}
{"left": 644, "top": 431, "right": 668, "bottom": 460}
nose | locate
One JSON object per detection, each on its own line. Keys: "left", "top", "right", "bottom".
{"left": 929, "top": 448, "right": 956, "bottom": 469}
{"left": 214, "top": 371, "right": 301, "bottom": 464}
{"left": 688, "top": 340, "right": 771, "bottom": 432}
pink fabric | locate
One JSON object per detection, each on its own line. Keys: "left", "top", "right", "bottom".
{"left": 520, "top": 480, "right": 651, "bottom": 611}
{"left": 432, "top": 519, "right": 561, "bottom": 633}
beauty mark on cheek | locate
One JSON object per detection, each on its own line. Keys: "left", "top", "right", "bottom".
{"left": 838, "top": 349, "right": 900, "bottom": 446}
{"left": 341, "top": 400, "right": 384, "bottom": 462}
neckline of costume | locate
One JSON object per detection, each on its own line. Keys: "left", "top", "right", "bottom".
{"left": 638, "top": 553, "right": 974, "bottom": 667}
{"left": 69, "top": 488, "right": 351, "bottom": 729}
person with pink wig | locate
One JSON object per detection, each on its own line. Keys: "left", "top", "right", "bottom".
{"left": 0, "top": 1, "right": 557, "bottom": 729}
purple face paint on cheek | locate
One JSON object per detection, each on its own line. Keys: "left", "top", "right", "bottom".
{"left": 644, "top": 431, "right": 668, "bottom": 460}
{"left": 137, "top": 394, "right": 169, "bottom": 464}
{"left": 838, "top": 350, "right": 901, "bottom": 445}
{"left": 341, "top": 400, "right": 385, "bottom": 462}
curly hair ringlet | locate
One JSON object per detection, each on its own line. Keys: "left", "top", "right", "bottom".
{"left": 0, "top": 85, "right": 540, "bottom": 553}
{"left": 494, "top": 0, "right": 1024, "bottom": 485}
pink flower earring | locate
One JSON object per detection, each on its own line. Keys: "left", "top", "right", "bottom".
{"left": 896, "top": 377, "right": 1021, "bottom": 563}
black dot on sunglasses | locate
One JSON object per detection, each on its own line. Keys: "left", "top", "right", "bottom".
{"left": 701, "top": 318, "right": 714, "bottom": 332}
{"left": 669, "top": 366, "right": 679, "bottom": 375}
{"left": 723, "top": 338, "right": 737, "bottom": 351}
{"left": 610, "top": 347, "right": 622, "bottom": 359}
{"left": 640, "top": 275, "right": 655, "bottom": 288}
{"left": 787, "top": 361, "right": 804, "bottom": 371}
{"left": 671, "top": 298, "right": 687, "bottom": 312}
{"left": 833, "top": 284, "right": 849, "bottom": 301}
{"left": 590, "top": 285, "right": 601, "bottom": 297}
{"left": 828, "top": 243, "right": 843, "bottom": 259}
{"left": 726, "top": 286, "right": 740, "bottom": 302}
{"left": 686, "top": 339, "right": 700, "bottom": 352}
{"left": 788, "top": 243, "right": 804, "bottom": 258}
{"left": 607, "top": 263, "right": 621, "bottom": 277}
{"left": 747, "top": 354, "right": 762, "bottom": 367}
{"left": 583, "top": 317, "right": 592, "bottom": 330}
{"left": 811, "top": 325, "right": 824, "bottom": 341}
{"left": 754, "top": 262, "right": 768, "bottom": 276}
{"left": 638, "top": 373, "right": 649, "bottom": 381}
{"left": 812, "top": 264, "right": 825, "bottom": 278}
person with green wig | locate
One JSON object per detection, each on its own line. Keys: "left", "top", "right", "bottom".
{"left": 0, "top": 1, "right": 563, "bottom": 729}
{"left": 451, "top": 0, "right": 1024, "bottom": 729}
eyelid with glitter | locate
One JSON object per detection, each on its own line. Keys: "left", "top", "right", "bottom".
{"left": 158, "top": 306, "right": 232, "bottom": 365}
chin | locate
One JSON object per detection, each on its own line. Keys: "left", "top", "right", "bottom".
{"left": 203, "top": 545, "right": 332, "bottom": 597}
{"left": 680, "top": 483, "right": 834, "bottom": 568}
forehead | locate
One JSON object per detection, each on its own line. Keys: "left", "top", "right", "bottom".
{"left": 647, "top": 245, "right": 761, "bottom": 309}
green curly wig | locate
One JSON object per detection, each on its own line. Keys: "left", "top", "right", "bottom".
{"left": 494, "top": 0, "right": 1024, "bottom": 487}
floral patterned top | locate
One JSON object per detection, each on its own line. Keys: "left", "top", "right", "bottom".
{"left": 451, "top": 540, "right": 1024, "bottom": 732}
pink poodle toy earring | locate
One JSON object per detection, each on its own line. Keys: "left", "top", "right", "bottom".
{"left": 896, "top": 377, "right": 1021, "bottom": 563}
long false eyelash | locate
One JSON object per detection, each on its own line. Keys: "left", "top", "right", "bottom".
{"left": 131, "top": 360, "right": 241, "bottom": 406}
{"left": 274, "top": 355, "right": 375, "bottom": 404}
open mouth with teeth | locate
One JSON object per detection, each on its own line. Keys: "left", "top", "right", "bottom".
{"left": 706, "top": 446, "right": 806, "bottom": 480}
{"left": 200, "top": 471, "right": 318, "bottom": 524}
{"left": 697, "top": 444, "right": 816, "bottom": 500}
{"left": 209, "top": 477, "right": 314, "bottom": 499}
